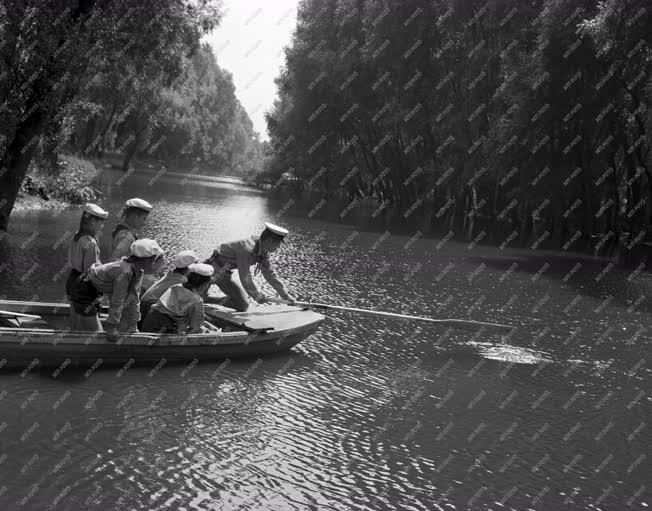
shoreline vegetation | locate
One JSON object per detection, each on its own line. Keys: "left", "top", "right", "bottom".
{"left": 0, "top": 1, "right": 263, "bottom": 230}
{"left": 13, "top": 151, "right": 235, "bottom": 212}
{"left": 14, "top": 149, "right": 651, "bottom": 268}
{"left": 15, "top": 155, "right": 102, "bottom": 212}
{"left": 2, "top": 1, "right": 650, "bottom": 268}
{"left": 256, "top": 0, "right": 652, "bottom": 267}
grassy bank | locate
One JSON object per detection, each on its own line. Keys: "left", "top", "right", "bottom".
{"left": 15, "top": 155, "right": 101, "bottom": 211}
{"left": 13, "top": 151, "right": 235, "bottom": 215}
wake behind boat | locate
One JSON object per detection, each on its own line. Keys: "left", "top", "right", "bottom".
{"left": 0, "top": 300, "right": 324, "bottom": 370}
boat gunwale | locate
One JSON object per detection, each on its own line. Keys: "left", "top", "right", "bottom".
{"left": 0, "top": 300, "right": 325, "bottom": 347}
{"left": 0, "top": 323, "right": 323, "bottom": 347}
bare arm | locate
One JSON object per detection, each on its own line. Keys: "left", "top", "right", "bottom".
{"left": 188, "top": 300, "right": 205, "bottom": 333}
{"left": 120, "top": 273, "right": 142, "bottom": 331}
{"left": 236, "top": 250, "right": 260, "bottom": 299}
{"left": 105, "top": 271, "right": 130, "bottom": 329}
{"left": 260, "top": 264, "right": 291, "bottom": 300}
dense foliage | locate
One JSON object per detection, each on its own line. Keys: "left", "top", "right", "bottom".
{"left": 69, "top": 42, "right": 261, "bottom": 174}
{"left": 20, "top": 154, "right": 100, "bottom": 205}
{"left": 0, "top": 0, "right": 261, "bottom": 229}
{"left": 266, "top": 0, "right": 651, "bottom": 253}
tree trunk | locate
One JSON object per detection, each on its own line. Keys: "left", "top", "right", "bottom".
{"left": 95, "top": 102, "right": 118, "bottom": 158}
{"left": 121, "top": 134, "right": 140, "bottom": 173}
{"left": 463, "top": 186, "right": 476, "bottom": 242}
{"left": 627, "top": 159, "right": 644, "bottom": 244}
{"left": 42, "top": 117, "right": 64, "bottom": 175}
{"left": 85, "top": 116, "right": 97, "bottom": 151}
{"left": 580, "top": 146, "right": 594, "bottom": 240}
{"left": 0, "top": 117, "right": 44, "bottom": 230}
{"left": 519, "top": 200, "right": 532, "bottom": 247}
{"left": 121, "top": 120, "right": 152, "bottom": 173}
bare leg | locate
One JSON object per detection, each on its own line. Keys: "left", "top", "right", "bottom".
{"left": 214, "top": 276, "right": 250, "bottom": 312}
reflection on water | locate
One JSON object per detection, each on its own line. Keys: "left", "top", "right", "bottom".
{"left": 0, "top": 169, "right": 649, "bottom": 510}
{"left": 463, "top": 341, "right": 551, "bottom": 365}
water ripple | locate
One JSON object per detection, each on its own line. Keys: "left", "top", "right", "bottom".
{"left": 0, "top": 175, "right": 649, "bottom": 510}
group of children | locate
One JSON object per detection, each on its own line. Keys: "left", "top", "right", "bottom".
{"left": 65, "top": 197, "right": 294, "bottom": 342}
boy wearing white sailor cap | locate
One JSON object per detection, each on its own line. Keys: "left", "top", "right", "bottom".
{"left": 204, "top": 222, "right": 294, "bottom": 311}
{"left": 110, "top": 198, "right": 153, "bottom": 261}
{"left": 139, "top": 249, "right": 199, "bottom": 323}
{"left": 141, "top": 263, "right": 215, "bottom": 334}
{"left": 69, "top": 238, "right": 164, "bottom": 341}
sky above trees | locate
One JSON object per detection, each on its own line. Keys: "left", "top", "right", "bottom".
{"left": 203, "top": 0, "right": 299, "bottom": 140}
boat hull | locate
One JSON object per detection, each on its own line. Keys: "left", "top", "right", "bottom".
{"left": 0, "top": 300, "right": 325, "bottom": 371}
{"left": 0, "top": 330, "right": 316, "bottom": 371}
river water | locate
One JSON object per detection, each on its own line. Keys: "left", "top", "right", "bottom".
{"left": 0, "top": 168, "right": 649, "bottom": 510}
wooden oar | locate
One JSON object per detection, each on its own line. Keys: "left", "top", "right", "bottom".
{"left": 203, "top": 320, "right": 222, "bottom": 332}
{"left": 266, "top": 298, "right": 514, "bottom": 333}
{"left": 0, "top": 309, "right": 41, "bottom": 320}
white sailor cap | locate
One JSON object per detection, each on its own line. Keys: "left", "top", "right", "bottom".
{"left": 187, "top": 263, "right": 214, "bottom": 276}
{"left": 171, "top": 250, "right": 198, "bottom": 268}
{"left": 129, "top": 238, "right": 164, "bottom": 258}
{"left": 82, "top": 203, "right": 109, "bottom": 219}
{"left": 263, "top": 222, "right": 289, "bottom": 239}
{"left": 125, "top": 198, "right": 153, "bottom": 212}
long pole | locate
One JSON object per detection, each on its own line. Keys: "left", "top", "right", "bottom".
{"left": 0, "top": 309, "right": 41, "bottom": 319}
{"left": 266, "top": 298, "right": 514, "bottom": 333}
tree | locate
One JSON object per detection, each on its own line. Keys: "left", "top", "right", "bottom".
{"left": 265, "top": 0, "right": 652, "bottom": 256}
{"left": 0, "top": 0, "right": 221, "bottom": 230}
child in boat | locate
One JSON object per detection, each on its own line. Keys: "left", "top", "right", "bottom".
{"left": 111, "top": 198, "right": 163, "bottom": 294}
{"left": 204, "top": 222, "right": 294, "bottom": 311}
{"left": 139, "top": 249, "right": 199, "bottom": 322}
{"left": 68, "top": 239, "right": 164, "bottom": 341}
{"left": 141, "top": 263, "right": 214, "bottom": 334}
{"left": 111, "top": 198, "right": 153, "bottom": 260}
{"left": 66, "top": 203, "right": 109, "bottom": 331}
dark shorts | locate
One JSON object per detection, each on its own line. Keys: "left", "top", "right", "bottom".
{"left": 208, "top": 261, "right": 249, "bottom": 312}
{"left": 67, "top": 271, "right": 102, "bottom": 317}
{"left": 141, "top": 308, "right": 178, "bottom": 334}
{"left": 138, "top": 300, "right": 155, "bottom": 329}
{"left": 65, "top": 269, "right": 81, "bottom": 297}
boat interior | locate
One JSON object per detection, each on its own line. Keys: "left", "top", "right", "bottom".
{"left": 0, "top": 300, "right": 321, "bottom": 336}
{"left": 0, "top": 301, "right": 260, "bottom": 333}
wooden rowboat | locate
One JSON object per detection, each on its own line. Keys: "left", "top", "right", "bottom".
{"left": 0, "top": 299, "right": 325, "bottom": 370}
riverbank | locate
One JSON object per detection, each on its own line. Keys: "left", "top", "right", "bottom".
{"left": 95, "top": 152, "right": 232, "bottom": 177}
{"left": 14, "top": 157, "right": 651, "bottom": 271}
{"left": 15, "top": 154, "right": 101, "bottom": 211}
{"left": 13, "top": 153, "right": 222, "bottom": 213}
{"left": 266, "top": 185, "right": 652, "bottom": 269}
{"left": 12, "top": 195, "right": 68, "bottom": 212}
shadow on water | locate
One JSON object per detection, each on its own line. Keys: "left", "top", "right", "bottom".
{"left": 20, "top": 349, "right": 320, "bottom": 381}
{"left": 467, "top": 251, "right": 652, "bottom": 314}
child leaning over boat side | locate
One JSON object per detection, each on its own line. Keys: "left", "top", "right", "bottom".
{"left": 205, "top": 222, "right": 295, "bottom": 312}
{"left": 66, "top": 203, "right": 108, "bottom": 331}
{"left": 139, "top": 249, "right": 199, "bottom": 324}
{"left": 141, "top": 263, "right": 214, "bottom": 335}
{"left": 69, "top": 239, "right": 164, "bottom": 342}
